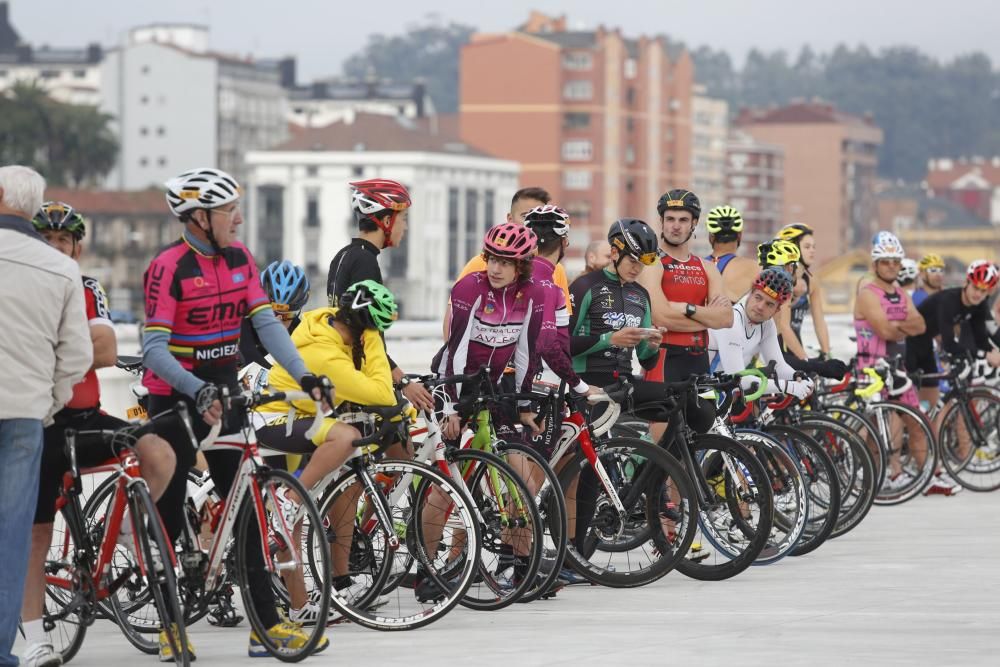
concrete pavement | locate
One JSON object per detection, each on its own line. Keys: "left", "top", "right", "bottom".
{"left": 14, "top": 490, "right": 1000, "bottom": 666}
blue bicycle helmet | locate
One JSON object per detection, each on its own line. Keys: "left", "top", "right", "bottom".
{"left": 261, "top": 260, "right": 310, "bottom": 313}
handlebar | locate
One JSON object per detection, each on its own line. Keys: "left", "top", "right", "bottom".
{"left": 200, "top": 387, "right": 325, "bottom": 448}
{"left": 855, "top": 368, "right": 884, "bottom": 399}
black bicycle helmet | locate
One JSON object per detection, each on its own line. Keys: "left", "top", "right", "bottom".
{"left": 608, "top": 219, "right": 660, "bottom": 265}
{"left": 656, "top": 189, "right": 701, "bottom": 219}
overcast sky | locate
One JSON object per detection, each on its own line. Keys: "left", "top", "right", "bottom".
{"left": 9, "top": 0, "right": 1000, "bottom": 80}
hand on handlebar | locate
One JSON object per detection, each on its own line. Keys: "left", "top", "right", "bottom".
{"left": 194, "top": 384, "right": 223, "bottom": 426}
{"left": 300, "top": 373, "right": 335, "bottom": 410}
{"left": 401, "top": 381, "right": 435, "bottom": 412}
{"left": 520, "top": 411, "right": 545, "bottom": 436}
{"left": 441, "top": 414, "right": 462, "bottom": 440}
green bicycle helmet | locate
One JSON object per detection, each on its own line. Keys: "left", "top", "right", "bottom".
{"left": 33, "top": 201, "right": 86, "bottom": 239}
{"left": 706, "top": 205, "right": 744, "bottom": 236}
{"left": 339, "top": 280, "right": 398, "bottom": 332}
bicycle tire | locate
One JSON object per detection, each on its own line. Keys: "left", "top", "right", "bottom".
{"left": 671, "top": 433, "right": 775, "bottom": 581}
{"left": 867, "top": 401, "right": 937, "bottom": 505}
{"left": 236, "top": 468, "right": 330, "bottom": 662}
{"left": 937, "top": 388, "right": 1000, "bottom": 491}
{"left": 43, "top": 500, "right": 89, "bottom": 663}
{"left": 559, "top": 437, "right": 698, "bottom": 588}
{"left": 493, "top": 440, "right": 568, "bottom": 603}
{"left": 818, "top": 404, "right": 887, "bottom": 494}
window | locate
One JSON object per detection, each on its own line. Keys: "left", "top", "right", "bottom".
{"left": 157, "top": 126, "right": 165, "bottom": 137}
{"left": 447, "top": 188, "right": 460, "bottom": 279}
{"left": 306, "top": 165, "right": 318, "bottom": 177}
{"left": 352, "top": 165, "right": 364, "bottom": 177}
{"left": 139, "top": 127, "right": 148, "bottom": 137}
{"left": 157, "top": 157, "right": 167, "bottom": 167}
{"left": 139, "top": 157, "right": 148, "bottom": 167}
{"left": 626, "top": 178, "right": 635, "bottom": 193}
{"left": 625, "top": 87, "right": 636, "bottom": 107}
{"left": 625, "top": 146, "right": 636, "bottom": 164}
{"left": 465, "top": 190, "right": 480, "bottom": 261}
{"left": 562, "top": 52, "right": 593, "bottom": 70}
{"left": 258, "top": 185, "right": 285, "bottom": 264}
{"left": 40, "top": 69, "right": 59, "bottom": 79}
{"left": 729, "top": 175, "right": 749, "bottom": 190}
{"left": 563, "top": 80, "right": 593, "bottom": 101}
{"left": 563, "top": 170, "right": 592, "bottom": 190}
{"left": 484, "top": 189, "right": 495, "bottom": 227}
{"left": 305, "top": 190, "right": 320, "bottom": 228}
{"left": 624, "top": 58, "right": 637, "bottom": 79}
{"left": 566, "top": 202, "right": 591, "bottom": 223}
{"left": 626, "top": 117, "right": 635, "bottom": 133}
{"left": 562, "top": 140, "right": 593, "bottom": 161}
{"left": 141, "top": 65, "right": 150, "bottom": 75}
{"left": 140, "top": 95, "right": 149, "bottom": 105}
{"left": 73, "top": 69, "right": 87, "bottom": 79}
{"left": 563, "top": 112, "right": 591, "bottom": 130}
{"left": 0, "top": 70, "right": 7, "bottom": 77}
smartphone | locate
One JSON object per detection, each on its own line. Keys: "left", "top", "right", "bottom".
{"left": 635, "top": 328, "right": 661, "bottom": 339}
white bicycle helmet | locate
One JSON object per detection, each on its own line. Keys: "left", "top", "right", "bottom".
{"left": 165, "top": 168, "right": 242, "bottom": 218}
{"left": 898, "top": 258, "right": 918, "bottom": 283}
{"left": 871, "top": 231, "right": 905, "bottom": 260}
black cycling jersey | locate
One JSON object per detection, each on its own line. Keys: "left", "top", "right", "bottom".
{"left": 910, "top": 286, "right": 997, "bottom": 356}
{"left": 568, "top": 268, "right": 659, "bottom": 377}
{"left": 326, "top": 238, "right": 383, "bottom": 304}
{"left": 238, "top": 315, "right": 301, "bottom": 369}
{"left": 325, "top": 237, "right": 397, "bottom": 370}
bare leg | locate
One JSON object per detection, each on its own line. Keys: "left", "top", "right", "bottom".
{"left": 20, "top": 524, "right": 54, "bottom": 622}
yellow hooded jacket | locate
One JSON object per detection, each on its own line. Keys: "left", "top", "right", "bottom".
{"left": 265, "top": 307, "right": 395, "bottom": 421}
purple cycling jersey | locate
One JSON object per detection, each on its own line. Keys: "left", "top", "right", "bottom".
{"left": 433, "top": 271, "right": 558, "bottom": 400}
{"left": 531, "top": 256, "right": 583, "bottom": 388}
{"left": 143, "top": 238, "right": 271, "bottom": 395}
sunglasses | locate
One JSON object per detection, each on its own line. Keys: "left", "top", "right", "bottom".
{"left": 925, "top": 267, "right": 944, "bottom": 274}
{"left": 630, "top": 252, "right": 658, "bottom": 266}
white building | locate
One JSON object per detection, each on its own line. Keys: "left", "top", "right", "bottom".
{"left": 691, "top": 85, "right": 730, "bottom": 211}
{"left": 100, "top": 24, "right": 288, "bottom": 190}
{"left": 0, "top": 2, "right": 102, "bottom": 105}
{"left": 287, "top": 78, "right": 434, "bottom": 128}
{"left": 244, "top": 111, "right": 520, "bottom": 319}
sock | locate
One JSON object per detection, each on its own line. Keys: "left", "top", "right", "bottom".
{"left": 22, "top": 619, "right": 46, "bottom": 645}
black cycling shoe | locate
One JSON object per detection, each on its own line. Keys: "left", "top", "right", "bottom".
{"left": 414, "top": 573, "right": 456, "bottom": 603}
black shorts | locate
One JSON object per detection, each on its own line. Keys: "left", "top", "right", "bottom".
{"left": 905, "top": 338, "right": 940, "bottom": 388}
{"left": 35, "top": 409, "right": 128, "bottom": 524}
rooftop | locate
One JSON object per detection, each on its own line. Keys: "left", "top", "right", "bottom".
{"left": 736, "top": 101, "right": 877, "bottom": 128}
{"left": 0, "top": 2, "right": 101, "bottom": 64}
{"left": 877, "top": 185, "right": 991, "bottom": 229}
{"left": 270, "top": 111, "right": 492, "bottom": 157}
{"left": 44, "top": 188, "right": 168, "bottom": 216}
{"left": 289, "top": 79, "right": 426, "bottom": 102}
{"left": 926, "top": 157, "right": 1000, "bottom": 190}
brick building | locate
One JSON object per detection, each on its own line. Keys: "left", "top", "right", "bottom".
{"left": 735, "top": 101, "right": 883, "bottom": 263}
{"left": 925, "top": 157, "right": 1000, "bottom": 225}
{"left": 726, "top": 130, "right": 784, "bottom": 246}
{"left": 459, "top": 11, "right": 693, "bottom": 254}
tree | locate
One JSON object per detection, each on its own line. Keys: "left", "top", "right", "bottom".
{"left": 341, "top": 16, "right": 475, "bottom": 113}
{"left": 0, "top": 83, "right": 118, "bottom": 187}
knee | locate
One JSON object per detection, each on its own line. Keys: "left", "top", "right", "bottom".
{"left": 324, "top": 423, "right": 361, "bottom": 448}
{"left": 137, "top": 435, "right": 177, "bottom": 477}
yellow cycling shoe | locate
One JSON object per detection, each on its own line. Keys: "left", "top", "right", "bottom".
{"left": 159, "top": 624, "right": 196, "bottom": 662}
{"left": 248, "top": 622, "right": 329, "bottom": 658}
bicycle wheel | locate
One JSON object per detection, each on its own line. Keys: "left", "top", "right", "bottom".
{"left": 764, "top": 425, "right": 841, "bottom": 557}
{"left": 129, "top": 483, "right": 189, "bottom": 666}
{"left": 798, "top": 415, "right": 877, "bottom": 538}
{"left": 820, "top": 404, "right": 887, "bottom": 494}
{"left": 559, "top": 437, "right": 697, "bottom": 588}
{"left": 671, "top": 433, "right": 774, "bottom": 581}
{"left": 43, "top": 502, "right": 88, "bottom": 663}
{"left": 448, "top": 448, "right": 542, "bottom": 610}
{"left": 82, "top": 475, "right": 160, "bottom": 654}
{"left": 867, "top": 401, "right": 937, "bottom": 504}
{"left": 493, "top": 440, "right": 568, "bottom": 603}
{"left": 236, "top": 469, "right": 329, "bottom": 662}
{"left": 314, "top": 459, "right": 481, "bottom": 631}
{"left": 938, "top": 388, "right": 1000, "bottom": 491}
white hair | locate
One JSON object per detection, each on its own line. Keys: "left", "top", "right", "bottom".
{"left": 0, "top": 165, "right": 46, "bottom": 218}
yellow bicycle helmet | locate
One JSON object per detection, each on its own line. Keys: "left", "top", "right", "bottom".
{"left": 776, "top": 223, "right": 813, "bottom": 244}
{"left": 918, "top": 253, "right": 945, "bottom": 271}
{"left": 757, "top": 239, "right": 801, "bottom": 268}
{"left": 706, "top": 205, "right": 744, "bottom": 235}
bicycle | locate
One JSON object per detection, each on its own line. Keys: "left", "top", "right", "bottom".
{"left": 41, "top": 402, "right": 196, "bottom": 665}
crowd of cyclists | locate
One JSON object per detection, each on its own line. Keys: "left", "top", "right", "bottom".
{"left": 12, "top": 166, "right": 1000, "bottom": 666}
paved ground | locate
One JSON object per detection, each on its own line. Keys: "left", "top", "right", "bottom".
{"left": 14, "top": 490, "right": 1000, "bottom": 666}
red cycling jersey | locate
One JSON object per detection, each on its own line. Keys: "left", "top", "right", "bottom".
{"left": 64, "top": 276, "right": 113, "bottom": 410}
{"left": 660, "top": 254, "right": 710, "bottom": 348}
{"left": 142, "top": 238, "right": 271, "bottom": 395}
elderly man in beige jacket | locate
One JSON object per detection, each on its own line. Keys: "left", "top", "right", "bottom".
{"left": 0, "top": 165, "right": 92, "bottom": 667}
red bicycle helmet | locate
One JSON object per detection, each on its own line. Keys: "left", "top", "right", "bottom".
{"left": 483, "top": 223, "right": 537, "bottom": 260}
{"left": 967, "top": 260, "right": 999, "bottom": 289}
{"left": 350, "top": 178, "right": 412, "bottom": 248}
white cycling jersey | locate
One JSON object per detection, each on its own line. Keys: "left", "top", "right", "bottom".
{"left": 708, "top": 301, "right": 813, "bottom": 399}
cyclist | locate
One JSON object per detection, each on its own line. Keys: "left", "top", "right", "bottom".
{"left": 854, "top": 232, "right": 937, "bottom": 493}
{"left": 774, "top": 224, "right": 833, "bottom": 362}
{"left": 326, "top": 178, "right": 434, "bottom": 414}
{"left": 708, "top": 267, "right": 814, "bottom": 400}
{"left": 143, "top": 168, "right": 329, "bottom": 658}
{"left": 912, "top": 253, "right": 946, "bottom": 307}
{"left": 704, "top": 205, "right": 759, "bottom": 302}
{"left": 254, "top": 280, "right": 398, "bottom": 621}
{"left": 20, "top": 202, "right": 175, "bottom": 667}
{"left": 583, "top": 239, "right": 612, "bottom": 275}
{"left": 638, "top": 189, "right": 733, "bottom": 440}
{"left": 569, "top": 219, "right": 666, "bottom": 560}
{"left": 240, "top": 260, "right": 311, "bottom": 370}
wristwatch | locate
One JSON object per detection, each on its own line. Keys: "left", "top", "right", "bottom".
{"left": 684, "top": 303, "right": 697, "bottom": 319}
{"left": 397, "top": 376, "right": 412, "bottom": 389}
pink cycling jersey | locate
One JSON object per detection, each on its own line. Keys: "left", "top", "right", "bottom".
{"left": 143, "top": 238, "right": 271, "bottom": 395}
{"left": 854, "top": 283, "right": 918, "bottom": 406}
